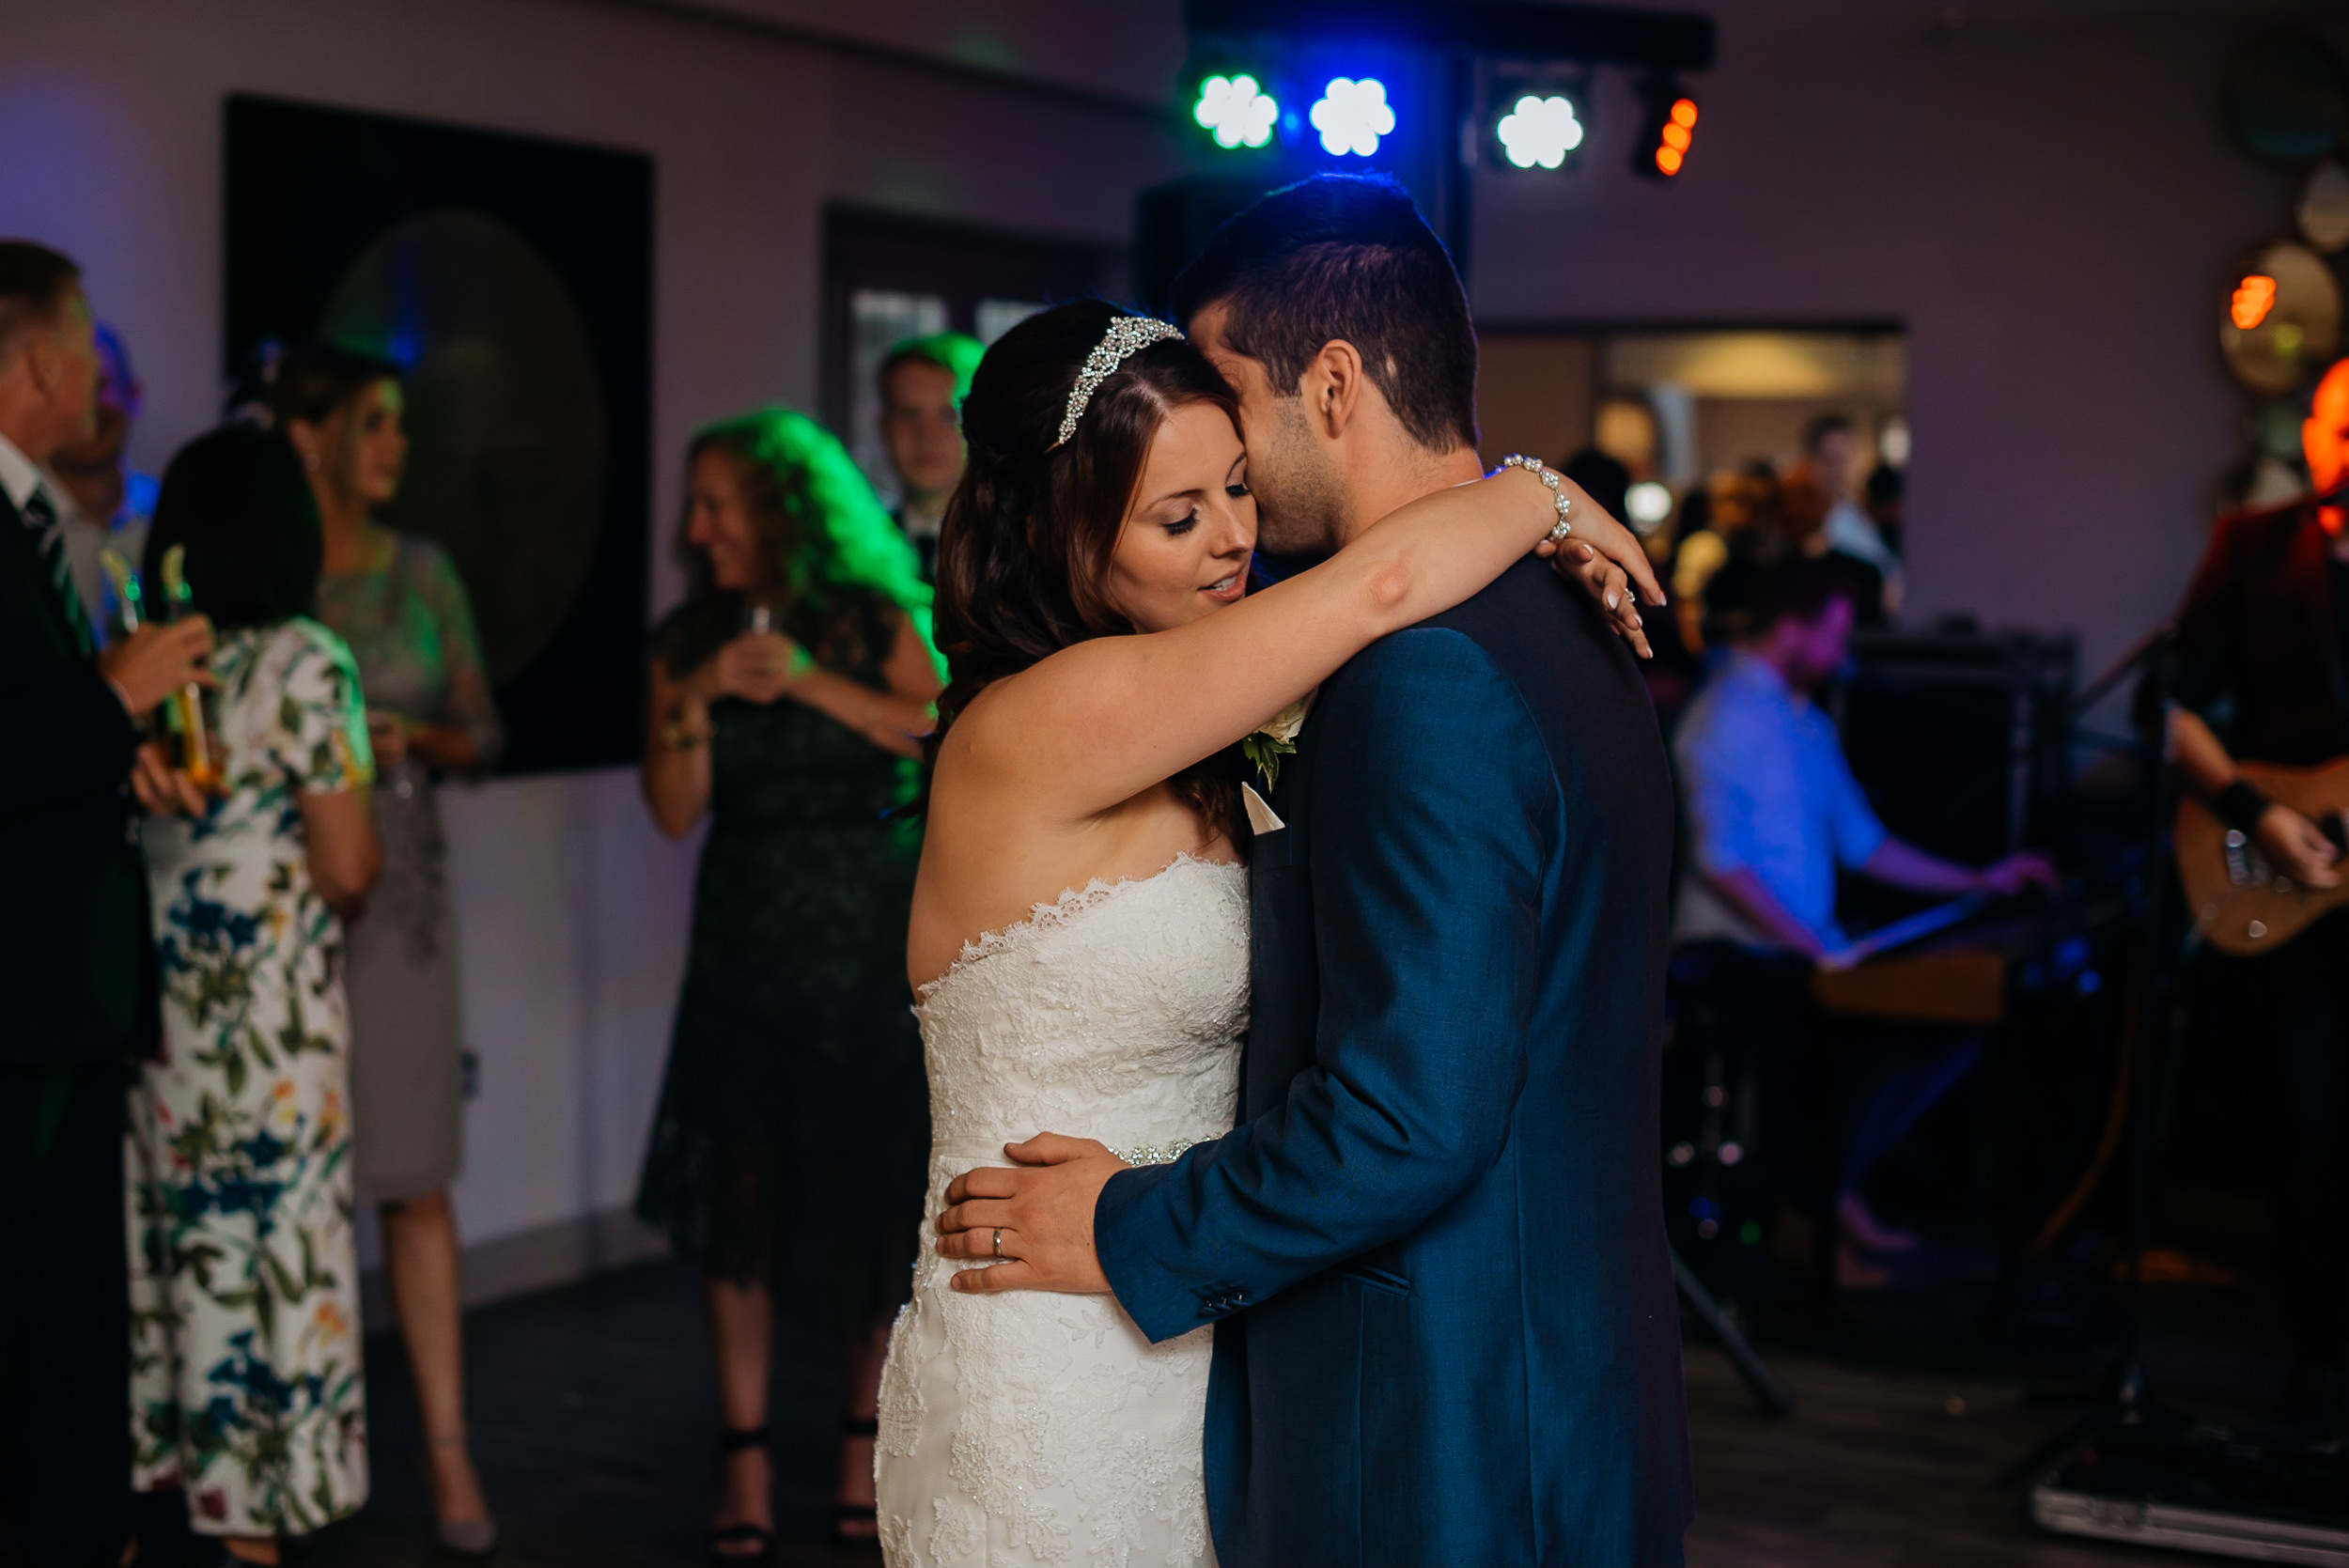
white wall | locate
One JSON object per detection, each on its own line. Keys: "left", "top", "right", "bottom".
{"left": 1, "top": 0, "right": 1185, "bottom": 1287}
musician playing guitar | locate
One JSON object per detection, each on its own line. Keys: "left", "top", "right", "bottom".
{"left": 2167, "top": 357, "right": 2349, "bottom": 1428}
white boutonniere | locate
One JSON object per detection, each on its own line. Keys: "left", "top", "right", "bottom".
{"left": 1242, "top": 689, "right": 1316, "bottom": 791}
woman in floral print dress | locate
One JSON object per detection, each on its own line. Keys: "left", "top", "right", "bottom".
{"left": 127, "top": 426, "right": 382, "bottom": 1564}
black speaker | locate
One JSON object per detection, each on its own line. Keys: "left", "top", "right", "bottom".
{"left": 1132, "top": 177, "right": 1282, "bottom": 315}
{"left": 1835, "top": 629, "right": 2077, "bottom": 864}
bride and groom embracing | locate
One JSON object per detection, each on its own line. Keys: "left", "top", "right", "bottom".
{"left": 872, "top": 174, "right": 1693, "bottom": 1567}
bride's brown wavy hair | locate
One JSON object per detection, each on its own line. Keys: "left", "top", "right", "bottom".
{"left": 926, "top": 300, "right": 1247, "bottom": 844}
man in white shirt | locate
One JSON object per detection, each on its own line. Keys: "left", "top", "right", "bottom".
{"left": 1802, "top": 413, "right": 1905, "bottom": 620}
{"left": 1672, "top": 558, "right": 2049, "bottom": 1274}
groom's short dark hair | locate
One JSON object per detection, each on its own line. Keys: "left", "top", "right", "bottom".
{"left": 1171, "top": 174, "right": 1477, "bottom": 454}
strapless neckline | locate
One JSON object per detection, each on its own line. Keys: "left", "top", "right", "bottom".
{"left": 916, "top": 851, "right": 1244, "bottom": 1002}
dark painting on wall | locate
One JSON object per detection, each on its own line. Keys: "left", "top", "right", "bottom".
{"left": 226, "top": 94, "right": 652, "bottom": 774}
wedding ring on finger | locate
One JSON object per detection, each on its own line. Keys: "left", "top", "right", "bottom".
{"left": 992, "top": 1227, "right": 1004, "bottom": 1259}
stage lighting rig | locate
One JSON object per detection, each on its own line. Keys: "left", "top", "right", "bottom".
{"left": 1311, "top": 77, "right": 1396, "bottom": 157}
{"left": 1635, "top": 80, "right": 1700, "bottom": 179}
{"left": 1193, "top": 73, "right": 1280, "bottom": 148}
{"left": 1495, "top": 90, "right": 1587, "bottom": 170}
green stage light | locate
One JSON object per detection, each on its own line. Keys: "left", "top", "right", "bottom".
{"left": 1194, "top": 74, "right": 1278, "bottom": 149}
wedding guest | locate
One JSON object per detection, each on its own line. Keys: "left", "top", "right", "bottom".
{"left": 129, "top": 424, "right": 381, "bottom": 1566}
{"left": 878, "top": 332, "right": 982, "bottom": 582}
{"left": 1865, "top": 461, "right": 1905, "bottom": 560}
{"left": 273, "top": 341, "right": 502, "bottom": 1557}
{"left": 0, "top": 238, "right": 211, "bottom": 1568}
{"left": 1800, "top": 412, "right": 1903, "bottom": 618}
{"left": 1561, "top": 445, "right": 1631, "bottom": 532}
{"left": 51, "top": 320, "right": 156, "bottom": 634}
{"left": 636, "top": 407, "right": 941, "bottom": 1555}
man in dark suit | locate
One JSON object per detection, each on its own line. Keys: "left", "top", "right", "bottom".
{"left": 937, "top": 178, "right": 1692, "bottom": 1564}
{"left": 2166, "top": 355, "right": 2349, "bottom": 1430}
{"left": 877, "top": 332, "right": 982, "bottom": 584}
{"left": 0, "top": 240, "right": 212, "bottom": 1568}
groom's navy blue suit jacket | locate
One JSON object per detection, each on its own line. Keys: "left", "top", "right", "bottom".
{"left": 1097, "top": 558, "right": 1691, "bottom": 1567}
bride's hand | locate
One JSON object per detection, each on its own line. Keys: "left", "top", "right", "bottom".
{"left": 1529, "top": 476, "right": 1661, "bottom": 660}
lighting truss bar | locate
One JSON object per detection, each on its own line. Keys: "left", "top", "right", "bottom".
{"left": 1185, "top": 0, "right": 1714, "bottom": 72}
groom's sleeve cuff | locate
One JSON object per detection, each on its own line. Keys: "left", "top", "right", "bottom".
{"left": 1096, "top": 1162, "right": 1226, "bottom": 1344}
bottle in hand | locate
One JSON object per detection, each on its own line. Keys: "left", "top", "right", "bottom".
{"left": 156, "top": 544, "right": 224, "bottom": 796}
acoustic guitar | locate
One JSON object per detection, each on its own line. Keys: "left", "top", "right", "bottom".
{"left": 2175, "top": 757, "right": 2349, "bottom": 955}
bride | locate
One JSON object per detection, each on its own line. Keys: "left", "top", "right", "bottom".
{"left": 874, "top": 301, "right": 1649, "bottom": 1568}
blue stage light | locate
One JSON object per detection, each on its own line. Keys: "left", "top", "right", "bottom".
{"left": 1193, "top": 74, "right": 1278, "bottom": 149}
{"left": 1310, "top": 77, "right": 1393, "bottom": 158}
{"left": 1497, "top": 93, "right": 1585, "bottom": 170}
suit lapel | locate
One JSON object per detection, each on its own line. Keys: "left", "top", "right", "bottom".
{"left": 1242, "top": 699, "right": 1323, "bottom": 1119}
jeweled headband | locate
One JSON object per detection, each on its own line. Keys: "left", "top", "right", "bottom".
{"left": 1054, "top": 315, "right": 1184, "bottom": 448}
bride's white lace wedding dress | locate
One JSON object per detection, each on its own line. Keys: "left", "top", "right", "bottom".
{"left": 876, "top": 853, "right": 1248, "bottom": 1568}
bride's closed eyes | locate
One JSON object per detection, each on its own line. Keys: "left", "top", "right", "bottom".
{"left": 1151, "top": 464, "right": 1252, "bottom": 538}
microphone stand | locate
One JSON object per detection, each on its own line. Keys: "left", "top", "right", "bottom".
{"left": 1673, "top": 1247, "right": 1794, "bottom": 1417}
{"left": 1999, "top": 622, "right": 2182, "bottom": 1486}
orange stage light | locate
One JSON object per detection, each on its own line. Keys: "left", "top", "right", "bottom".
{"left": 1656, "top": 146, "right": 1683, "bottom": 174}
{"left": 1671, "top": 99, "right": 1699, "bottom": 128}
{"left": 1662, "top": 123, "right": 1690, "bottom": 151}
{"left": 2231, "top": 274, "right": 2278, "bottom": 330}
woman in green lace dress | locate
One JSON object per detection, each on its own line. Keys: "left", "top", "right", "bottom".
{"left": 129, "top": 426, "right": 382, "bottom": 1565}
{"left": 637, "top": 408, "right": 941, "bottom": 1559}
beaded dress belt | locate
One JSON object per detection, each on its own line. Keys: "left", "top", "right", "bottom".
{"left": 934, "top": 1138, "right": 1203, "bottom": 1167}
{"left": 1106, "top": 1140, "right": 1202, "bottom": 1167}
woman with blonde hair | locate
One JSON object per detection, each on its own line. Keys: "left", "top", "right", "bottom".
{"left": 275, "top": 341, "right": 504, "bottom": 1558}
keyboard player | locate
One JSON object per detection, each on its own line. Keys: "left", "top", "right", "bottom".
{"left": 1672, "top": 557, "right": 2054, "bottom": 1281}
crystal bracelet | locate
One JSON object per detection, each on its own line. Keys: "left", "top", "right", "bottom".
{"left": 1500, "top": 453, "right": 1574, "bottom": 543}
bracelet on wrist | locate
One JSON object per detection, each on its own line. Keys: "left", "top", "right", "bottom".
{"left": 1499, "top": 453, "right": 1575, "bottom": 544}
{"left": 2214, "top": 779, "right": 2271, "bottom": 835}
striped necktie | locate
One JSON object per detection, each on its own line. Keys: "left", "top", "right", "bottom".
{"left": 21, "top": 486, "right": 92, "bottom": 657}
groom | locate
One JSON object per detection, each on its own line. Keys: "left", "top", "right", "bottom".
{"left": 938, "top": 174, "right": 1691, "bottom": 1566}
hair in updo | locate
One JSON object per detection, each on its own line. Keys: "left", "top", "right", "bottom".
{"left": 927, "top": 299, "right": 1247, "bottom": 843}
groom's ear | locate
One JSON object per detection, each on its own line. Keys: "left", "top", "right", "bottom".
{"left": 1301, "top": 338, "right": 1369, "bottom": 442}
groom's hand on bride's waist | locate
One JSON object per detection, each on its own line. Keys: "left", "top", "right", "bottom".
{"left": 937, "top": 1133, "right": 1128, "bottom": 1296}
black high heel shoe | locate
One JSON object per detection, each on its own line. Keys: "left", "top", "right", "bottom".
{"left": 708, "top": 1425, "right": 776, "bottom": 1564}
{"left": 832, "top": 1415, "right": 880, "bottom": 1544}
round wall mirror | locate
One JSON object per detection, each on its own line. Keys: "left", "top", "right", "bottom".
{"left": 319, "top": 210, "right": 608, "bottom": 686}
{"left": 2220, "top": 240, "right": 2341, "bottom": 395}
{"left": 2298, "top": 162, "right": 2349, "bottom": 252}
